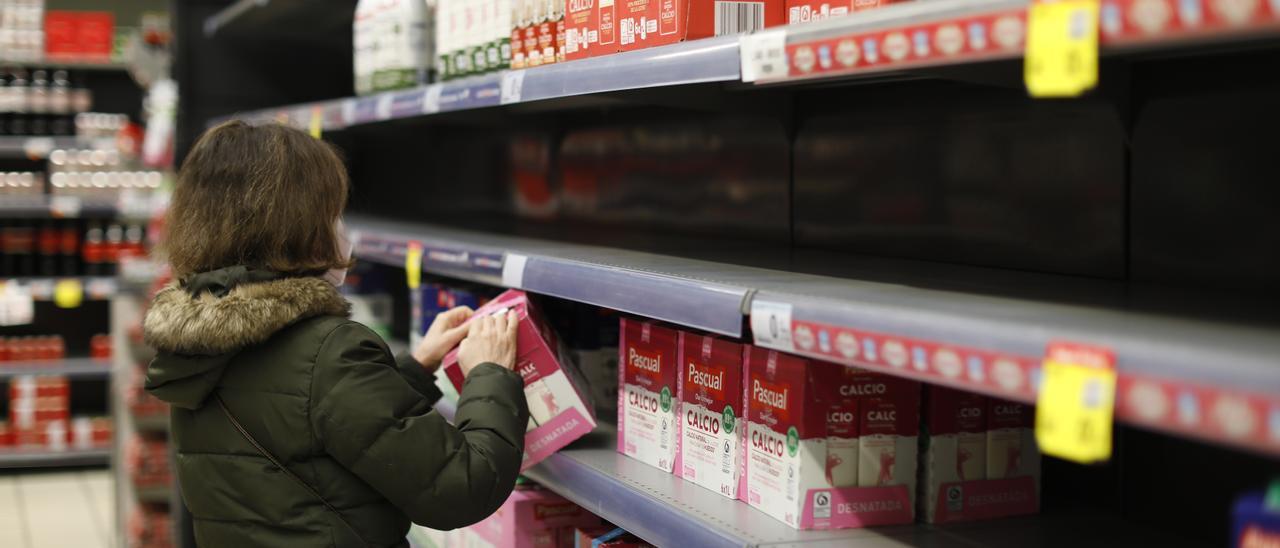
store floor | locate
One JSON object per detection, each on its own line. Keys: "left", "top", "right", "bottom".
{"left": 0, "top": 469, "right": 113, "bottom": 548}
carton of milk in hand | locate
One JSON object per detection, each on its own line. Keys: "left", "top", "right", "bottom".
{"left": 442, "top": 290, "right": 597, "bottom": 470}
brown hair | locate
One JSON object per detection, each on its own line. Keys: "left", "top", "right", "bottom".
{"left": 164, "top": 121, "right": 353, "bottom": 279}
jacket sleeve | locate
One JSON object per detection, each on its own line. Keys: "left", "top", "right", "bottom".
{"left": 310, "top": 323, "right": 529, "bottom": 530}
{"left": 394, "top": 351, "right": 445, "bottom": 406}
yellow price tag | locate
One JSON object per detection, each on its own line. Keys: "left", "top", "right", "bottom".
{"left": 1035, "top": 342, "right": 1116, "bottom": 463}
{"left": 309, "top": 106, "right": 323, "bottom": 139}
{"left": 53, "top": 279, "right": 84, "bottom": 309}
{"left": 1024, "top": 0, "right": 1100, "bottom": 98}
{"left": 405, "top": 242, "right": 424, "bottom": 290}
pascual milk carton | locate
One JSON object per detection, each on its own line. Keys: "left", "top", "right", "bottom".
{"left": 617, "top": 318, "right": 679, "bottom": 473}
{"left": 675, "top": 332, "right": 745, "bottom": 499}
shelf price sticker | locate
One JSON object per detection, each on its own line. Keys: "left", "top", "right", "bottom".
{"left": 405, "top": 241, "right": 424, "bottom": 290}
{"left": 500, "top": 70, "right": 526, "bottom": 105}
{"left": 1024, "top": 0, "right": 1101, "bottom": 97}
{"left": 50, "top": 195, "right": 82, "bottom": 218}
{"left": 501, "top": 253, "right": 528, "bottom": 289}
{"left": 0, "top": 282, "right": 34, "bottom": 326}
{"left": 54, "top": 279, "right": 84, "bottom": 309}
{"left": 1035, "top": 342, "right": 1116, "bottom": 463}
{"left": 749, "top": 299, "right": 795, "bottom": 352}
{"left": 740, "top": 28, "right": 789, "bottom": 83}
{"left": 309, "top": 105, "right": 323, "bottom": 139}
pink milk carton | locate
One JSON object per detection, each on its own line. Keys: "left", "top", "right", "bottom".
{"left": 461, "top": 486, "right": 602, "bottom": 548}
{"left": 675, "top": 332, "right": 746, "bottom": 500}
{"left": 617, "top": 318, "right": 679, "bottom": 472}
{"left": 744, "top": 348, "right": 913, "bottom": 530}
{"left": 852, "top": 368, "right": 920, "bottom": 507}
{"left": 443, "top": 290, "right": 597, "bottom": 470}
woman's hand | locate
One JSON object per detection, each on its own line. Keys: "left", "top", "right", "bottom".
{"left": 412, "top": 306, "right": 473, "bottom": 372}
{"left": 457, "top": 310, "right": 519, "bottom": 376}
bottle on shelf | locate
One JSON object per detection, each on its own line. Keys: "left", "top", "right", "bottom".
{"left": 59, "top": 220, "right": 79, "bottom": 276}
{"left": 104, "top": 223, "right": 123, "bottom": 276}
{"left": 49, "top": 70, "right": 71, "bottom": 136}
{"left": 71, "top": 72, "right": 93, "bottom": 114}
{"left": 37, "top": 220, "right": 58, "bottom": 276}
{"left": 28, "top": 69, "right": 47, "bottom": 135}
{"left": 82, "top": 221, "right": 104, "bottom": 276}
{"left": 7, "top": 69, "right": 28, "bottom": 135}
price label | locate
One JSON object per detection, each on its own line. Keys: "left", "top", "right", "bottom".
{"left": 23, "top": 137, "right": 55, "bottom": 160}
{"left": 749, "top": 299, "right": 794, "bottom": 352}
{"left": 50, "top": 195, "right": 82, "bottom": 218}
{"left": 309, "top": 105, "right": 323, "bottom": 138}
{"left": 1035, "top": 342, "right": 1116, "bottom": 463}
{"left": 0, "top": 283, "right": 34, "bottom": 326}
{"left": 1025, "top": 0, "right": 1100, "bottom": 97}
{"left": 740, "top": 29, "right": 789, "bottom": 83}
{"left": 500, "top": 70, "right": 526, "bottom": 105}
{"left": 405, "top": 242, "right": 424, "bottom": 290}
{"left": 502, "top": 253, "right": 528, "bottom": 289}
{"left": 423, "top": 84, "right": 444, "bottom": 114}
{"left": 54, "top": 279, "right": 84, "bottom": 309}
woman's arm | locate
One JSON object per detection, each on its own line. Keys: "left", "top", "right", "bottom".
{"left": 309, "top": 322, "right": 529, "bottom": 530}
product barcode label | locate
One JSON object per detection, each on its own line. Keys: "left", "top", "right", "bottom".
{"left": 715, "top": 1, "right": 766, "bottom": 35}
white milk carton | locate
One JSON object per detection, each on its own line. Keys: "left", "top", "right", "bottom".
{"left": 617, "top": 318, "right": 679, "bottom": 473}
{"left": 853, "top": 368, "right": 920, "bottom": 508}
{"left": 675, "top": 332, "right": 745, "bottom": 499}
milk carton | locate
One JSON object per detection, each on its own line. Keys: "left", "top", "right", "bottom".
{"left": 986, "top": 398, "right": 1040, "bottom": 480}
{"left": 921, "top": 393, "right": 1039, "bottom": 523}
{"left": 442, "top": 290, "right": 596, "bottom": 470}
{"left": 743, "top": 349, "right": 912, "bottom": 530}
{"left": 621, "top": 0, "right": 785, "bottom": 52}
{"left": 617, "top": 319, "right": 679, "bottom": 473}
{"left": 823, "top": 366, "right": 859, "bottom": 489}
{"left": 853, "top": 369, "right": 920, "bottom": 505}
{"left": 461, "top": 486, "right": 602, "bottom": 548}
{"left": 920, "top": 385, "right": 988, "bottom": 523}
{"left": 675, "top": 333, "right": 745, "bottom": 499}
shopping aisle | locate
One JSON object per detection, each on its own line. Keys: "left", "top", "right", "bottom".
{"left": 0, "top": 470, "right": 113, "bottom": 548}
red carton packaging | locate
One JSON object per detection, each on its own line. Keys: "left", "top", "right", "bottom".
{"left": 464, "top": 486, "right": 602, "bottom": 548}
{"left": 674, "top": 332, "right": 745, "bottom": 500}
{"left": 743, "top": 348, "right": 912, "bottom": 530}
{"left": 564, "top": 0, "right": 597, "bottom": 60}
{"left": 617, "top": 319, "right": 680, "bottom": 473}
{"left": 597, "top": 0, "right": 619, "bottom": 54}
{"left": 921, "top": 392, "right": 1039, "bottom": 523}
{"left": 621, "top": 0, "right": 785, "bottom": 51}
{"left": 852, "top": 369, "right": 920, "bottom": 505}
{"left": 785, "top": 0, "right": 853, "bottom": 23}
{"left": 442, "top": 290, "right": 597, "bottom": 470}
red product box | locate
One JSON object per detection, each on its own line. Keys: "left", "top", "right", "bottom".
{"left": 785, "top": 0, "right": 853, "bottom": 23}
{"left": 620, "top": 0, "right": 786, "bottom": 51}
{"left": 850, "top": 369, "right": 919, "bottom": 501}
{"left": 0, "top": 421, "right": 11, "bottom": 447}
{"left": 512, "top": 26, "right": 528, "bottom": 68}
{"left": 921, "top": 392, "right": 1038, "bottom": 524}
{"left": 597, "top": 0, "right": 619, "bottom": 54}
{"left": 617, "top": 319, "right": 679, "bottom": 473}
{"left": 464, "top": 486, "right": 601, "bottom": 548}
{"left": 44, "top": 11, "right": 116, "bottom": 60}
{"left": 524, "top": 25, "right": 543, "bottom": 66}
{"left": 853, "top": 0, "right": 905, "bottom": 10}
{"left": 442, "top": 290, "right": 597, "bottom": 470}
{"left": 564, "top": 0, "right": 597, "bottom": 60}
{"left": 743, "top": 348, "right": 912, "bottom": 530}
{"left": 674, "top": 332, "right": 745, "bottom": 500}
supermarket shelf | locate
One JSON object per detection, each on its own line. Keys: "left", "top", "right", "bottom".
{"left": 2, "top": 276, "right": 118, "bottom": 300}
{"left": 0, "top": 58, "right": 128, "bottom": 71}
{"left": 0, "top": 448, "right": 109, "bottom": 468}
{"left": 0, "top": 195, "right": 123, "bottom": 218}
{"left": 0, "top": 136, "right": 80, "bottom": 160}
{"left": 0, "top": 358, "right": 113, "bottom": 380}
{"left": 432, "top": 396, "right": 1200, "bottom": 548}
{"left": 363, "top": 215, "right": 1280, "bottom": 456}
{"left": 350, "top": 215, "right": 750, "bottom": 337}
{"left": 770, "top": 0, "right": 1280, "bottom": 84}
{"left": 222, "top": 35, "right": 742, "bottom": 132}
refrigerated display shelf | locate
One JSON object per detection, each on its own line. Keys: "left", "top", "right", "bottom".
{"left": 0, "top": 358, "right": 113, "bottom": 380}
{"left": 0, "top": 196, "right": 123, "bottom": 218}
{"left": 204, "top": 0, "right": 358, "bottom": 44}
{"left": 359, "top": 215, "right": 1280, "bottom": 457}
{"left": 0, "top": 448, "right": 109, "bottom": 468}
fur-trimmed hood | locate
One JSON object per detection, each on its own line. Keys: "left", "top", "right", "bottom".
{"left": 144, "top": 266, "right": 349, "bottom": 409}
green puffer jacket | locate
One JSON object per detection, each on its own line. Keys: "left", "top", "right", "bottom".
{"left": 144, "top": 266, "right": 529, "bottom": 547}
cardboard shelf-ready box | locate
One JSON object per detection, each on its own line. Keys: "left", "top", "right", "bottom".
{"left": 442, "top": 290, "right": 597, "bottom": 470}
{"left": 920, "top": 385, "right": 1040, "bottom": 524}
{"left": 743, "top": 348, "right": 917, "bottom": 530}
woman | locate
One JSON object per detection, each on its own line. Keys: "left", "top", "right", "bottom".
{"left": 143, "top": 121, "right": 529, "bottom": 547}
